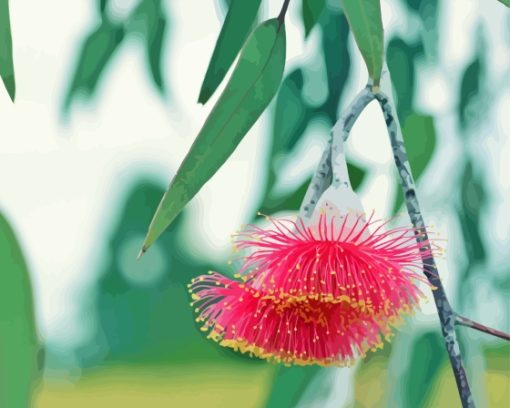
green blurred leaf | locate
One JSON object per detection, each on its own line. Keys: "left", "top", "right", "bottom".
{"left": 0, "top": 213, "right": 40, "bottom": 406}
{"left": 341, "top": 0, "right": 384, "bottom": 85}
{"left": 458, "top": 161, "right": 487, "bottom": 263}
{"left": 261, "top": 163, "right": 365, "bottom": 215}
{"left": 319, "top": 8, "right": 350, "bottom": 121}
{"left": 301, "top": 0, "right": 326, "bottom": 38}
{"left": 403, "top": 331, "right": 446, "bottom": 408}
{"left": 353, "top": 347, "right": 392, "bottom": 407}
{"left": 98, "top": 0, "right": 108, "bottom": 15}
{"left": 198, "top": 0, "right": 262, "bottom": 104}
{"left": 458, "top": 55, "right": 482, "bottom": 132}
{"left": 272, "top": 69, "right": 311, "bottom": 156}
{"left": 142, "top": 19, "right": 286, "bottom": 253}
{"left": 403, "top": 0, "right": 439, "bottom": 59}
{"left": 261, "top": 177, "right": 311, "bottom": 215}
{"left": 498, "top": 0, "right": 510, "bottom": 7}
{"left": 132, "top": 0, "right": 168, "bottom": 93}
{"left": 393, "top": 113, "right": 436, "bottom": 213}
{"left": 265, "top": 366, "right": 322, "bottom": 408}
{"left": 63, "top": 19, "right": 125, "bottom": 113}
{"left": 387, "top": 37, "right": 423, "bottom": 120}
{"left": 0, "top": 0, "right": 15, "bottom": 101}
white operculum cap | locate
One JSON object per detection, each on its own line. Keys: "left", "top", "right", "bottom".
{"left": 307, "top": 184, "right": 369, "bottom": 241}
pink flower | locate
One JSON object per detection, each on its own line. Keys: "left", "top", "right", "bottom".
{"left": 189, "top": 212, "right": 434, "bottom": 366}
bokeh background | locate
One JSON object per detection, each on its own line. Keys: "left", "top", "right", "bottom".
{"left": 1, "top": 0, "right": 509, "bottom": 407}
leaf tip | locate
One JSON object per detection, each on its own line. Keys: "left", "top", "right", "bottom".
{"left": 197, "top": 87, "right": 211, "bottom": 105}
{"left": 137, "top": 246, "right": 147, "bottom": 260}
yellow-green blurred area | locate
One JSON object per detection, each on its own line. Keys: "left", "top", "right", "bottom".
{"left": 1, "top": 0, "right": 510, "bottom": 407}
{"left": 33, "top": 345, "right": 509, "bottom": 407}
{"left": 36, "top": 364, "right": 273, "bottom": 408}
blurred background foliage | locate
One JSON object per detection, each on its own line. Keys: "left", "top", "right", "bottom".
{"left": 1, "top": 0, "right": 509, "bottom": 406}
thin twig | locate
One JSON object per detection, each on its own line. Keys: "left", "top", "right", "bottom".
{"left": 374, "top": 91, "right": 475, "bottom": 408}
{"left": 456, "top": 315, "right": 510, "bottom": 341}
{"left": 299, "top": 86, "right": 374, "bottom": 221}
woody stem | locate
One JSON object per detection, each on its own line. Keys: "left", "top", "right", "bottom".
{"left": 374, "top": 91, "right": 475, "bottom": 408}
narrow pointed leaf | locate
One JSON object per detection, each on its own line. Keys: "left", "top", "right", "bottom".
{"left": 0, "top": 0, "right": 15, "bottom": 101}
{"left": 498, "top": 0, "right": 510, "bottom": 7}
{"left": 198, "top": 0, "right": 262, "bottom": 104}
{"left": 142, "top": 19, "right": 286, "bottom": 253}
{"left": 0, "top": 213, "right": 41, "bottom": 406}
{"left": 301, "top": 0, "right": 326, "bottom": 38}
{"left": 341, "top": 0, "right": 384, "bottom": 86}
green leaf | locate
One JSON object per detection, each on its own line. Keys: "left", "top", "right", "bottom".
{"left": 402, "top": 331, "right": 445, "bottom": 408}
{"left": 498, "top": 0, "right": 510, "bottom": 7}
{"left": 341, "top": 0, "right": 384, "bottom": 86}
{"left": 131, "top": 0, "right": 168, "bottom": 93}
{"left": 301, "top": 0, "right": 326, "bottom": 38}
{"left": 0, "top": 0, "right": 15, "bottom": 101}
{"left": 392, "top": 113, "right": 436, "bottom": 213}
{"left": 0, "top": 213, "right": 41, "bottom": 406}
{"left": 142, "top": 19, "right": 286, "bottom": 253}
{"left": 272, "top": 69, "right": 311, "bottom": 156}
{"left": 63, "top": 19, "right": 125, "bottom": 113}
{"left": 265, "top": 366, "right": 322, "bottom": 408}
{"left": 198, "top": 0, "right": 262, "bottom": 104}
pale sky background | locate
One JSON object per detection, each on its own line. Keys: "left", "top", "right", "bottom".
{"left": 0, "top": 0, "right": 509, "bottom": 362}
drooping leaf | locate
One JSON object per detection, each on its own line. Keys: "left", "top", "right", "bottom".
{"left": 0, "top": 0, "right": 15, "bottom": 101}
{"left": 301, "top": 0, "right": 326, "bottom": 38}
{"left": 141, "top": 19, "right": 286, "bottom": 253}
{"left": 341, "top": 0, "right": 384, "bottom": 85}
{"left": 0, "top": 213, "right": 41, "bottom": 407}
{"left": 198, "top": 0, "right": 262, "bottom": 104}
{"left": 393, "top": 113, "right": 436, "bottom": 213}
{"left": 402, "top": 331, "right": 445, "bottom": 408}
{"left": 319, "top": 8, "right": 350, "bottom": 122}
{"left": 63, "top": 19, "right": 125, "bottom": 113}
{"left": 265, "top": 366, "right": 322, "bottom": 408}
{"left": 131, "top": 0, "right": 168, "bottom": 93}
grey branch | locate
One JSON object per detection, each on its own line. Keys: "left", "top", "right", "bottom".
{"left": 374, "top": 91, "right": 475, "bottom": 408}
{"left": 299, "top": 86, "right": 375, "bottom": 221}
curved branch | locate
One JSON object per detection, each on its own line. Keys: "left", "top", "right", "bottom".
{"left": 299, "top": 86, "right": 374, "bottom": 220}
